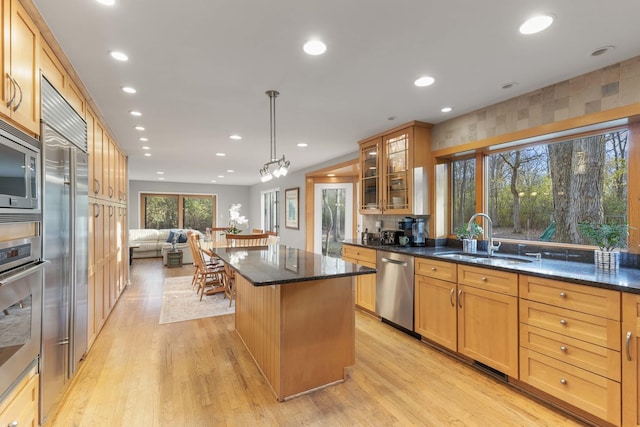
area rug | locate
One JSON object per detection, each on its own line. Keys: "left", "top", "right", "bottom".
{"left": 159, "top": 276, "right": 234, "bottom": 324}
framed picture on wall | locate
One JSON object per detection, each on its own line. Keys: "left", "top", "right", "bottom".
{"left": 285, "top": 187, "right": 299, "bottom": 229}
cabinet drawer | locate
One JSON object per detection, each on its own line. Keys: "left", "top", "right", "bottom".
{"left": 415, "top": 258, "right": 457, "bottom": 282}
{"left": 520, "top": 348, "right": 620, "bottom": 425}
{"left": 519, "top": 275, "right": 620, "bottom": 320}
{"left": 520, "top": 300, "right": 621, "bottom": 350}
{"left": 342, "top": 245, "right": 376, "bottom": 264}
{"left": 457, "top": 265, "right": 517, "bottom": 296}
{"left": 520, "top": 324, "right": 620, "bottom": 381}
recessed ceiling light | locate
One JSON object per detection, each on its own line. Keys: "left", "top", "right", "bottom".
{"left": 227, "top": 169, "right": 234, "bottom": 173}
{"left": 135, "top": 126, "right": 145, "bottom": 131}
{"left": 519, "top": 14, "right": 554, "bottom": 35}
{"left": 591, "top": 45, "right": 615, "bottom": 57}
{"left": 158, "top": 177, "right": 164, "bottom": 180}
{"left": 303, "top": 40, "right": 327, "bottom": 55}
{"left": 139, "top": 137, "right": 148, "bottom": 142}
{"left": 297, "top": 143, "right": 308, "bottom": 147}
{"left": 141, "top": 146, "right": 150, "bottom": 150}
{"left": 441, "top": 107, "right": 453, "bottom": 113}
{"left": 414, "top": 76, "right": 435, "bottom": 87}
{"left": 501, "top": 82, "right": 519, "bottom": 90}
{"left": 157, "top": 171, "right": 164, "bottom": 175}
{"left": 96, "top": 0, "right": 115, "bottom": 5}
{"left": 387, "top": 116, "right": 397, "bottom": 121}
{"left": 129, "top": 110, "right": 142, "bottom": 116}
{"left": 121, "top": 86, "right": 136, "bottom": 94}
{"left": 109, "top": 50, "right": 128, "bottom": 61}
{"left": 211, "top": 180, "right": 217, "bottom": 183}
{"left": 229, "top": 134, "right": 242, "bottom": 140}
{"left": 215, "top": 153, "right": 226, "bottom": 157}
{"left": 144, "top": 153, "right": 151, "bottom": 157}
{"left": 217, "top": 175, "right": 224, "bottom": 178}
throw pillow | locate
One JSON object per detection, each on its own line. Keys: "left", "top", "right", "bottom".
{"left": 177, "top": 232, "right": 188, "bottom": 243}
{"left": 166, "top": 230, "right": 176, "bottom": 243}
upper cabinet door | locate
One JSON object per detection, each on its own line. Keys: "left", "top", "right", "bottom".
{"left": 360, "top": 138, "right": 381, "bottom": 214}
{"left": 5, "top": 0, "right": 40, "bottom": 135}
{"left": 382, "top": 128, "right": 413, "bottom": 214}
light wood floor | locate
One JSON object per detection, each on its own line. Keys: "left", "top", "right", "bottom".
{"left": 45, "top": 258, "right": 588, "bottom": 426}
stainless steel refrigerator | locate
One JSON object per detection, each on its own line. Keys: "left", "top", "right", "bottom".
{"left": 40, "top": 78, "right": 88, "bottom": 423}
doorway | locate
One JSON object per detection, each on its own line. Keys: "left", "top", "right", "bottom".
{"left": 314, "top": 183, "right": 353, "bottom": 257}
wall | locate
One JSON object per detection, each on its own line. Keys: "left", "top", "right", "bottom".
{"left": 249, "top": 152, "right": 358, "bottom": 250}
{"left": 128, "top": 180, "right": 251, "bottom": 229}
{"left": 432, "top": 56, "right": 640, "bottom": 150}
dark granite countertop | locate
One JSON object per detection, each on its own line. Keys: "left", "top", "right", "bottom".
{"left": 342, "top": 240, "right": 640, "bottom": 294}
{"left": 212, "top": 244, "right": 375, "bottom": 287}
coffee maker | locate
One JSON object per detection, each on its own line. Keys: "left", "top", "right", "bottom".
{"left": 412, "top": 218, "right": 427, "bottom": 246}
{"left": 397, "top": 217, "right": 414, "bottom": 240}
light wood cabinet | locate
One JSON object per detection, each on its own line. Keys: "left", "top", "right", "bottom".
{"left": 0, "top": 368, "right": 38, "bottom": 427}
{"left": 342, "top": 244, "right": 377, "bottom": 313}
{"left": 456, "top": 264, "right": 519, "bottom": 380}
{"left": 358, "top": 121, "right": 431, "bottom": 215}
{"left": 415, "top": 274, "right": 457, "bottom": 350}
{"left": 519, "top": 275, "right": 621, "bottom": 426}
{"left": 623, "top": 293, "right": 640, "bottom": 427}
{"left": 0, "top": 0, "right": 40, "bottom": 135}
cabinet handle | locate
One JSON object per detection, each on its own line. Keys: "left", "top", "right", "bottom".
{"left": 457, "top": 289, "right": 463, "bottom": 308}
{"left": 8, "top": 421, "right": 18, "bottom": 427}
{"left": 560, "top": 319, "right": 567, "bottom": 325}
{"left": 109, "top": 186, "right": 114, "bottom": 198}
{"left": 560, "top": 292, "right": 567, "bottom": 298}
{"left": 109, "top": 206, "right": 114, "bottom": 217}
{"left": 449, "top": 288, "right": 455, "bottom": 307}
{"left": 560, "top": 345, "right": 567, "bottom": 352}
{"left": 12, "top": 77, "right": 23, "bottom": 112}
{"left": 94, "top": 204, "right": 101, "bottom": 218}
{"left": 560, "top": 378, "right": 567, "bottom": 385}
{"left": 627, "top": 331, "right": 633, "bottom": 361}
{"left": 94, "top": 179, "right": 100, "bottom": 194}
{"left": 5, "top": 73, "right": 16, "bottom": 108}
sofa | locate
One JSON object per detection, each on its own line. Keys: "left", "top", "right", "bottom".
{"left": 128, "top": 228, "right": 203, "bottom": 266}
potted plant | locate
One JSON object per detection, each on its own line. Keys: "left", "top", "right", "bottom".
{"left": 454, "top": 222, "right": 483, "bottom": 253}
{"left": 577, "top": 222, "right": 628, "bottom": 272}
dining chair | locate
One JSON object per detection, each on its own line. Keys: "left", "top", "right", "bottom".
{"left": 225, "top": 233, "right": 270, "bottom": 247}
{"left": 188, "top": 233, "right": 224, "bottom": 300}
{"left": 221, "top": 262, "right": 236, "bottom": 307}
{"left": 251, "top": 228, "right": 264, "bottom": 234}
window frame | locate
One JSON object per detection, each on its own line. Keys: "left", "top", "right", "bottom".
{"left": 439, "top": 121, "right": 639, "bottom": 251}
{"left": 139, "top": 192, "right": 217, "bottom": 231}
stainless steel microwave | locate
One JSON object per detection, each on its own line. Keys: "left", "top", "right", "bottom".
{"left": 0, "top": 121, "right": 40, "bottom": 210}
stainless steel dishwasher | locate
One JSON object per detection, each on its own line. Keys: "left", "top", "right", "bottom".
{"left": 376, "top": 250, "right": 415, "bottom": 331}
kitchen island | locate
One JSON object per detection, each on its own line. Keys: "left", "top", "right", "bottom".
{"left": 212, "top": 244, "right": 375, "bottom": 401}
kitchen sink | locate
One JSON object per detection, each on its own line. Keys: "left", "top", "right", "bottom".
{"left": 434, "top": 251, "right": 533, "bottom": 265}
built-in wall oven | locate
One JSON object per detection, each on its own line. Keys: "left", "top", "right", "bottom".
{"left": 0, "top": 236, "right": 45, "bottom": 402}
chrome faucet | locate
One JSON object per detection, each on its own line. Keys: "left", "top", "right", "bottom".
{"left": 467, "top": 213, "right": 501, "bottom": 257}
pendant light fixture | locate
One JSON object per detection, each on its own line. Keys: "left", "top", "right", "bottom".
{"left": 259, "top": 90, "right": 290, "bottom": 182}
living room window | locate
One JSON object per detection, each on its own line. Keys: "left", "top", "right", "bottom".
{"left": 141, "top": 193, "right": 217, "bottom": 232}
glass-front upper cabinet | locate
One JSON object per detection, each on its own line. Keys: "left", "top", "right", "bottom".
{"left": 358, "top": 121, "right": 432, "bottom": 216}
{"left": 383, "top": 131, "right": 410, "bottom": 213}
{"left": 360, "top": 138, "right": 381, "bottom": 213}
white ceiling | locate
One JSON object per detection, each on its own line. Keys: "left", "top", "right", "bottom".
{"left": 32, "top": 0, "right": 640, "bottom": 186}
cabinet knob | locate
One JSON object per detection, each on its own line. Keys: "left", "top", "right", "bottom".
{"left": 560, "top": 291, "right": 567, "bottom": 298}
{"left": 560, "top": 319, "right": 567, "bottom": 325}
{"left": 560, "top": 378, "right": 567, "bottom": 385}
{"left": 431, "top": 267, "right": 436, "bottom": 271}
{"left": 481, "top": 277, "right": 487, "bottom": 281}
{"left": 9, "top": 422, "right": 19, "bottom": 427}
{"left": 560, "top": 345, "right": 567, "bottom": 352}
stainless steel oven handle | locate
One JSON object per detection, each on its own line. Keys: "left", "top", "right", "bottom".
{"left": 0, "top": 260, "right": 48, "bottom": 287}
{"left": 380, "top": 257, "right": 408, "bottom": 267}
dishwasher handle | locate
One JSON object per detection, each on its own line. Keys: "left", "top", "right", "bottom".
{"left": 380, "top": 257, "right": 408, "bottom": 267}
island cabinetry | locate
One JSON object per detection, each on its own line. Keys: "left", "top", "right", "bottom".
{"left": 0, "top": 367, "right": 38, "bottom": 427}
{"left": 519, "top": 275, "right": 621, "bottom": 426}
{"left": 358, "top": 121, "right": 431, "bottom": 215}
{"left": 342, "top": 244, "right": 376, "bottom": 313}
{"left": 622, "top": 293, "right": 640, "bottom": 427}
{"left": 414, "top": 258, "right": 457, "bottom": 350}
{"left": 457, "top": 265, "right": 519, "bottom": 377}
{"left": 0, "top": 0, "right": 40, "bottom": 135}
